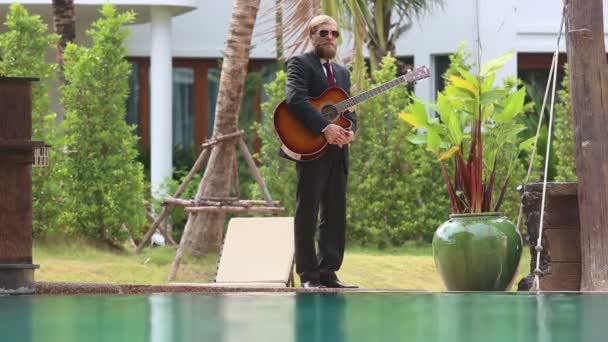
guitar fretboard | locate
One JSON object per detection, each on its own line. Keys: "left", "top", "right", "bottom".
{"left": 334, "top": 76, "right": 408, "bottom": 112}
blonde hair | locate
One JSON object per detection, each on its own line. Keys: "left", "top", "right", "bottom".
{"left": 307, "top": 15, "right": 337, "bottom": 36}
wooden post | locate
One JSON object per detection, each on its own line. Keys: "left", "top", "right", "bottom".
{"left": 0, "top": 77, "right": 41, "bottom": 294}
{"left": 518, "top": 183, "right": 581, "bottom": 291}
{"left": 566, "top": 0, "right": 608, "bottom": 291}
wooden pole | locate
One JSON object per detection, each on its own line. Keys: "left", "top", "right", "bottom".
{"left": 239, "top": 137, "right": 273, "bottom": 202}
{"left": 184, "top": 206, "right": 285, "bottom": 213}
{"left": 135, "top": 146, "right": 211, "bottom": 252}
{"left": 138, "top": 131, "right": 244, "bottom": 251}
{"left": 164, "top": 197, "right": 281, "bottom": 207}
{"left": 0, "top": 77, "right": 41, "bottom": 294}
{"left": 566, "top": 0, "right": 608, "bottom": 291}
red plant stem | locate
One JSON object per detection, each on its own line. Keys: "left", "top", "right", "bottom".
{"left": 475, "top": 118, "right": 483, "bottom": 212}
{"left": 440, "top": 161, "right": 461, "bottom": 213}
{"left": 483, "top": 158, "right": 498, "bottom": 212}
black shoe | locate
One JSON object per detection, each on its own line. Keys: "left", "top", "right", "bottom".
{"left": 321, "top": 279, "right": 358, "bottom": 289}
{"left": 302, "top": 280, "right": 326, "bottom": 288}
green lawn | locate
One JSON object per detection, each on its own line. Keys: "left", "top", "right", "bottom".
{"left": 33, "top": 241, "right": 531, "bottom": 291}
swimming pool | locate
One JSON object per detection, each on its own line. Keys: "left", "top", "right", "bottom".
{"left": 1, "top": 292, "right": 605, "bottom": 341}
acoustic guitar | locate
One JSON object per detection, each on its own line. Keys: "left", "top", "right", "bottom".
{"left": 273, "top": 66, "right": 431, "bottom": 161}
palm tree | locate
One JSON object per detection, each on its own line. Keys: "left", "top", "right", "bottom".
{"left": 52, "top": 0, "right": 75, "bottom": 85}
{"left": 352, "top": 0, "right": 444, "bottom": 69}
{"left": 276, "top": 0, "right": 442, "bottom": 87}
{"left": 184, "top": 0, "right": 261, "bottom": 256}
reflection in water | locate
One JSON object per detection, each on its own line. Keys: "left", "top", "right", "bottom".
{"left": 0, "top": 294, "right": 32, "bottom": 342}
{"left": 581, "top": 293, "right": 608, "bottom": 342}
{"left": 1, "top": 292, "right": 608, "bottom": 341}
{"left": 219, "top": 293, "right": 295, "bottom": 342}
{"left": 149, "top": 295, "right": 172, "bottom": 342}
{"left": 296, "top": 294, "right": 346, "bottom": 342}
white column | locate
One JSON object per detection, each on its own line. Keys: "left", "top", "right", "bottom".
{"left": 415, "top": 53, "right": 434, "bottom": 104}
{"left": 150, "top": 6, "right": 173, "bottom": 198}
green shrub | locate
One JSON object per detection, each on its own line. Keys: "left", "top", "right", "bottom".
{"left": 0, "top": 4, "right": 62, "bottom": 237}
{"left": 553, "top": 65, "right": 576, "bottom": 181}
{"left": 59, "top": 5, "right": 145, "bottom": 246}
{"left": 349, "top": 55, "right": 448, "bottom": 246}
{"left": 250, "top": 70, "right": 297, "bottom": 212}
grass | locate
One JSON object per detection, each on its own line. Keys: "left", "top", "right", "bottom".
{"left": 34, "top": 241, "right": 218, "bottom": 285}
{"left": 33, "top": 241, "right": 531, "bottom": 291}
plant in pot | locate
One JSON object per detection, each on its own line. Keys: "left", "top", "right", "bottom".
{"left": 400, "top": 49, "right": 533, "bottom": 291}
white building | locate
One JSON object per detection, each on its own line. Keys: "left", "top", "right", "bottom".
{"left": 2, "top": 0, "right": 606, "bottom": 196}
{"left": 0, "top": 0, "right": 198, "bottom": 197}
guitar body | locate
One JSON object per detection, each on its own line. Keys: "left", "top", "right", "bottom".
{"left": 272, "top": 66, "right": 431, "bottom": 161}
{"left": 273, "top": 87, "right": 353, "bottom": 161}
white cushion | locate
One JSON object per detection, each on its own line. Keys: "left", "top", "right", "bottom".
{"left": 214, "top": 217, "right": 294, "bottom": 285}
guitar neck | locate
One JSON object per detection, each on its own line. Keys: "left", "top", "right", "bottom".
{"left": 335, "top": 76, "right": 409, "bottom": 112}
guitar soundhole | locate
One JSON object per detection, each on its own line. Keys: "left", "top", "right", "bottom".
{"left": 321, "top": 104, "right": 339, "bottom": 121}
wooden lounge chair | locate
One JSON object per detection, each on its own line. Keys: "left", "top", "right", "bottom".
{"left": 173, "top": 216, "right": 295, "bottom": 288}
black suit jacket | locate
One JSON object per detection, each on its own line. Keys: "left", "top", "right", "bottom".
{"left": 279, "top": 51, "right": 357, "bottom": 169}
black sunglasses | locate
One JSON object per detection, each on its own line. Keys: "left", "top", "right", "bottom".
{"left": 318, "top": 30, "right": 340, "bottom": 38}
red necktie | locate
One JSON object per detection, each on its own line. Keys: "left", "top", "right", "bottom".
{"left": 323, "top": 62, "right": 336, "bottom": 87}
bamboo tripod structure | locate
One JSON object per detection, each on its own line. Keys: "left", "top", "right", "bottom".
{"left": 135, "top": 130, "right": 285, "bottom": 280}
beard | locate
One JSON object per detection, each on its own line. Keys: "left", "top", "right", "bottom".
{"left": 314, "top": 43, "right": 336, "bottom": 59}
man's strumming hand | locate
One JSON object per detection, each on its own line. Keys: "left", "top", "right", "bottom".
{"left": 323, "top": 123, "right": 353, "bottom": 147}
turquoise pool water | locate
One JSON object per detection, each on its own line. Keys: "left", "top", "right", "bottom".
{"left": 1, "top": 292, "right": 605, "bottom": 341}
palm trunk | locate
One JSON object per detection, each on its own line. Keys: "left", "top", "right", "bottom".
{"left": 52, "top": 0, "right": 75, "bottom": 86}
{"left": 184, "top": 0, "right": 261, "bottom": 256}
{"left": 275, "top": 0, "right": 284, "bottom": 64}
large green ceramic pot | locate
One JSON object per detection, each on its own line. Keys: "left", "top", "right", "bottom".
{"left": 432, "top": 212, "right": 522, "bottom": 291}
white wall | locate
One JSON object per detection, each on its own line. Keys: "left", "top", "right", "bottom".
{"left": 394, "top": 0, "right": 477, "bottom": 101}
{"left": 395, "top": 0, "right": 608, "bottom": 101}
{"left": 127, "top": 0, "right": 277, "bottom": 58}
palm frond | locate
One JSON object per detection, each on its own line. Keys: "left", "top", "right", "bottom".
{"left": 282, "top": 0, "right": 321, "bottom": 58}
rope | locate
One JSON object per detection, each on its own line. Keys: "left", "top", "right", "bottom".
{"left": 519, "top": 0, "right": 568, "bottom": 292}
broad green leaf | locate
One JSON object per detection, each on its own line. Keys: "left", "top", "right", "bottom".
{"left": 440, "top": 141, "right": 452, "bottom": 149}
{"left": 519, "top": 136, "right": 537, "bottom": 152}
{"left": 399, "top": 99, "right": 428, "bottom": 128}
{"left": 481, "top": 50, "right": 513, "bottom": 78}
{"left": 463, "top": 97, "right": 480, "bottom": 120}
{"left": 504, "top": 124, "right": 528, "bottom": 138}
{"left": 455, "top": 67, "right": 480, "bottom": 90}
{"left": 407, "top": 134, "right": 426, "bottom": 145}
{"left": 481, "top": 73, "right": 496, "bottom": 92}
{"left": 426, "top": 126, "right": 441, "bottom": 153}
{"left": 449, "top": 75, "right": 479, "bottom": 96}
{"left": 481, "top": 103, "right": 495, "bottom": 121}
{"left": 447, "top": 109, "right": 463, "bottom": 145}
{"left": 438, "top": 146, "right": 460, "bottom": 161}
{"left": 399, "top": 112, "right": 425, "bottom": 128}
{"left": 436, "top": 92, "right": 452, "bottom": 124}
{"left": 494, "top": 87, "right": 526, "bottom": 123}
{"left": 480, "top": 90, "right": 508, "bottom": 105}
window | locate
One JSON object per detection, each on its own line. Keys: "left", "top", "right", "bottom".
{"left": 126, "top": 61, "right": 140, "bottom": 135}
{"left": 207, "top": 68, "right": 220, "bottom": 138}
{"left": 517, "top": 53, "right": 567, "bottom": 102}
{"left": 207, "top": 62, "right": 278, "bottom": 138}
{"left": 433, "top": 54, "right": 451, "bottom": 98}
{"left": 124, "top": 58, "right": 277, "bottom": 176}
{"left": 172, "top": 67, "right": 195, "bottom": 149}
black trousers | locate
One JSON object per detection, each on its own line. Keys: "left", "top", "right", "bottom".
{"left": 294, "top": 145, "right": 347, "bottom": 283}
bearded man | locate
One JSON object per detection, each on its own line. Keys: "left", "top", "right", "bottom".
{"left": 282, "top": 14, "right": 358, "bottom": 288}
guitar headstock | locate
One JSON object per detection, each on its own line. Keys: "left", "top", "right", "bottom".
{"left": 403, "top": 66, "right": 431, "bottom": 84}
